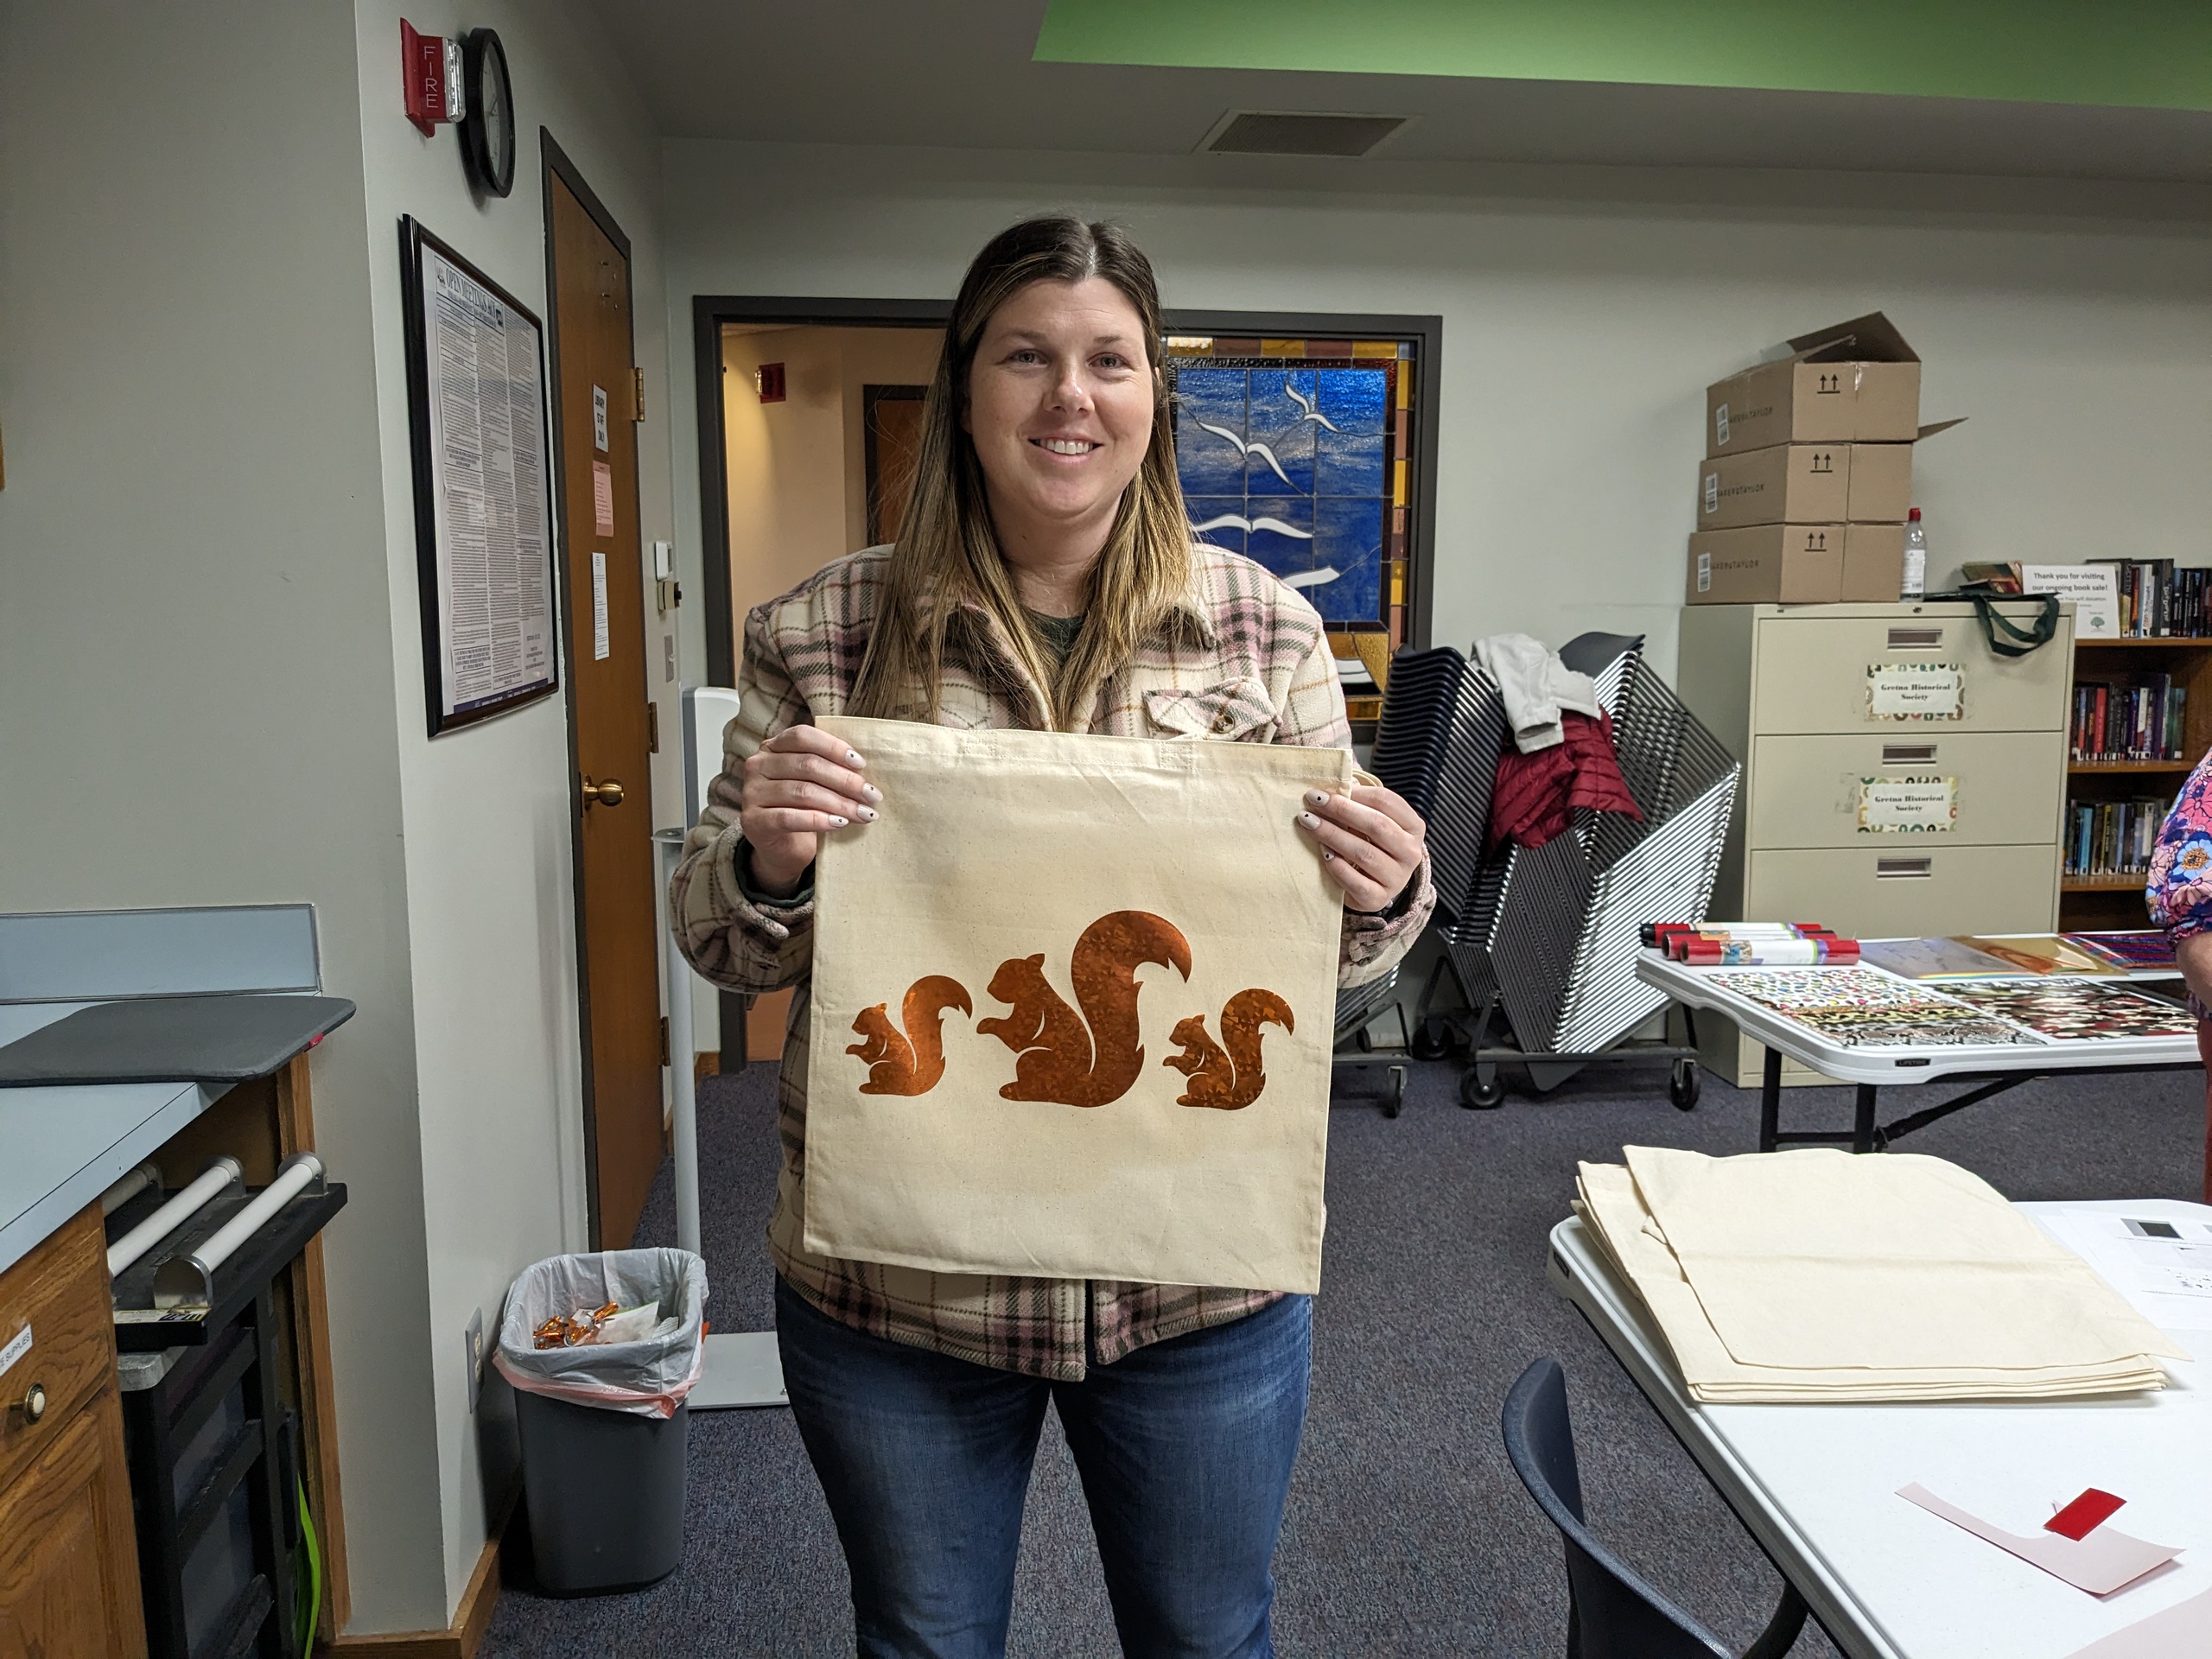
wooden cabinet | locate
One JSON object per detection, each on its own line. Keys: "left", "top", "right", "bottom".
{"left": 0, "top": 1206, "right": 147, "bottom": 1658}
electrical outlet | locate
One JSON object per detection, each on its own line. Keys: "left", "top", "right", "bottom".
{"left": 464, "top": 1307, "right": 485, "bottom": 1411}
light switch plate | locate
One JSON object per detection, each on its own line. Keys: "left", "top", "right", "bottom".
{"left": 464, "top": 1307, "right": 485, "bottom": 1411}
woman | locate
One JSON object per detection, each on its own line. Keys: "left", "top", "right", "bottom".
{"left": 2148, "top": 753, "right": 2212, "bottom": 1203}
{"left": 672, "top": 216, "right": 1433, "bottom": 1659}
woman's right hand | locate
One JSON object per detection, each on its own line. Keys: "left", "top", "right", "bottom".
{"left": 740, "top": 726, "right": 879, "bottom": 898}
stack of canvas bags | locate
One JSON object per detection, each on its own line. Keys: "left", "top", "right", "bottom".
{"left": 1577, "top": 1147, "right": 2183, "bottom": 1402}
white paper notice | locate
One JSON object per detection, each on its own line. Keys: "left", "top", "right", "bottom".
{"left": 1866, "top": 662, "right": 1964, "bottom": 721}
{"left": 590, "top": 551, "right": 610, "bottom": 661}
{"left": 420, "top": 244, "right": 555, "bottom": 721}
{"left": 1857, "top": 775, "right": 1957, "bottom": 834}
{"left": 592, "top": 384, "right": 609, "bottom": 452}
{"left": 2023, "top": 564, "right": 2120, "bottom": 639}
{"left": 1897, "top": 1484, "right": 2181, "bottom": 1596}
{"left": 592, "top": 461, "right": 615, "bottom": 537}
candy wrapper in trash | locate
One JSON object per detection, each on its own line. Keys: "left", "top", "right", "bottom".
{"left": 494, "top": 1249, "right": 704, "bottom": 1419}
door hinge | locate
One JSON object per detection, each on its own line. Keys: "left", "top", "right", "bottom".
{"left": 658, "top": 1015, "right": 670, "bottom": 1067}
{"left": 647, "top": 702, "right": 660, "bottom": 753}
{"left": 632, "top": 366, "right": 645, "bottom": 423}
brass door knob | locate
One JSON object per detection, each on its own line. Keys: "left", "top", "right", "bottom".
{"left": 21, "top": 1382, "right": 45, "bottom": 1425}
{"left": 581, "top": 776, "right": 626, "bottom": 808}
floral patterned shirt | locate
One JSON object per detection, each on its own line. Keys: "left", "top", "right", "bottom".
{"left": 2145, "top": 748, "right": 2212, "bottom": 1018}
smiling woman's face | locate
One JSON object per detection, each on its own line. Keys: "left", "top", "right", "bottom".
{"left": 963, "top": 276, "right": 1155, "bottom": 553}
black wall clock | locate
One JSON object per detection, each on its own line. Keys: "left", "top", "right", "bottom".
{"left": 459, "top": 29, "right": 515, "bottom": 198}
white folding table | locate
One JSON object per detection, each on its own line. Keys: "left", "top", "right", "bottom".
{"left": 1638, "top": 951, "right": 2201, "bottom": 1154}
{"left": 1548, "top": 1200, "right": 2212, "bottom": 1659}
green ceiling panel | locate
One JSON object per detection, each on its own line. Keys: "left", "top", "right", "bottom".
{"left": 1034, "top": 1, "right": 2212, "bottom": 112}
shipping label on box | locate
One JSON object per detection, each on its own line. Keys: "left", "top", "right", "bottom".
{"left": 1697, "top": 443, "right": 1851, "bottom": 529}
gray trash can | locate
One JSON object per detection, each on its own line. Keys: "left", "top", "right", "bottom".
{"left": 493, "top": 1247, "right": 707, "bottom": 1595}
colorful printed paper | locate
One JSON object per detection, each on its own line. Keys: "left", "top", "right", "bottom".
{"left": 1938, "top": 978, "right": 2198, "bottom": 1041}
{"left": 2064, "top": 931, "right": 2178, "bottom": 971}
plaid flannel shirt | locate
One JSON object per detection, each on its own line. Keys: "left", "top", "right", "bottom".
{"left": 671, "top": 543, "right": 1434, "bottom": 1380}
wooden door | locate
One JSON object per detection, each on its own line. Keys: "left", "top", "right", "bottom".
{"left": 0, "top": 1393, "right": 147, "bottom": 1659}
{"left": 550, "top": 174, "right": 662, "bottom": 1249}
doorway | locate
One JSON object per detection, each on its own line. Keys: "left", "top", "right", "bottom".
{"left": 545, "top": 139, "right": 663, "bottom": 1250}
{"left": 711, "top": 319, "right": 948, "bottom": 1058}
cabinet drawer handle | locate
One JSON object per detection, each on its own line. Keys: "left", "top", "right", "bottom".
{"left": 1886, "top": 626, "right": 1944, "bottom": 649}
{"left": 1881, "top": 743, "right": 1937, "bottom": 765}
{"left": 1876, "top": 856, "right": 1933, "bottom": 879}
{"left": 19, "top": 1382, "right": 46, "bottom": 1425}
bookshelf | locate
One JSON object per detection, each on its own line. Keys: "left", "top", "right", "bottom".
{"left": 2062, "top": 635, "right": 2212, "bottom": 930}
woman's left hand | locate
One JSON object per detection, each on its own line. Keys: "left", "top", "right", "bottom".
{"left": 1296, "top": 785, "right": 1427, "bottom": 914}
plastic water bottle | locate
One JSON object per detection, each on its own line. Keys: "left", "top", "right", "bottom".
{"left": 1901, "top": 507, "right": 1928, "bottom": 600}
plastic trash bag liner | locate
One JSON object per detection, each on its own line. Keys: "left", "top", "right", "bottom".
{"left": 493, "top": 1248, "right": 706, "bottom": 1420}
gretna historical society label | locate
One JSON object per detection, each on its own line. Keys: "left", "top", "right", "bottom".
{"left": 1857, "top": 775, "right": 1958, "bottom": 834}
{"left": 1866, "top": 662, "right": 1964, "bottom": 721}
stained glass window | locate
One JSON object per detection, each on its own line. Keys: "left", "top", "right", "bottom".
{"left": 1169, "top": 352, "right": 1404, "bottom": 632}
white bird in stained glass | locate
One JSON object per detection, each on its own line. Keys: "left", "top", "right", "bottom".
{"left": 1282, "top": 567, "right": 1341, "bottom": 589}
{"left": 1192, "top": 420, "right": 1297, "bottom": 489}
{"left": 1284, "top": 378, "right": 1341, "bottom": 432}
{"left": 1188, "top": 512, "right": 1313, "bottom": 540}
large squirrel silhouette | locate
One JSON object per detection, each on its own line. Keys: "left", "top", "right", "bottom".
{"left": 846, "top": 976, "right": 973, "bottom": 1096}
{"left": 1163, "top": 990, "right": 1295, "bottom": 1109}
{"left": 978, "top": 911, "right": 1192, "bottom": 1105}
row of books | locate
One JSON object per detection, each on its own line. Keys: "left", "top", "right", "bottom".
{"left": 2070, "top": 676, "right": 2189, "bottom": 763}
{"left": 2064, "top": 795, "right": 2171, "bottom": 880}
{"left": 2088, "top": 560, "right": 2211, "bottom": 639}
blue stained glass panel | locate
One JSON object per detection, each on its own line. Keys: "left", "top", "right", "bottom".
{"left": 1317, "top": 367, "right": 1388, "bottom": 435}
{"left": 1184, "top": 497, "right": 1248, "bottom": 555}
{"left": 1173, "top": 368, "right": 1250, "bottom": 498}
{"left": 1316, "top": 426, "right": 1388, "bottom": 499}
{"left": 1243, "top": 370, "right": 1319, "bottom": 494}
{"left": 1311, "top": 497, "right": 1384, "bottom": 624}
{"left": 1243, "top": 495, "right": 1314, "bottom": 583}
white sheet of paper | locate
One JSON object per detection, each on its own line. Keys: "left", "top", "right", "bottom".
{"left": 2023, "top": 564, "right": 2119, "bottom": 639}
{"left": 1897, "top": 1484, "right": 2182, "bottom": 1596}
{"left": 592, "top": 460, "right": 615, "bottom": 537}
{"left": 590, "top": 551, "right": 609, "bottom": 661}
{"left": 592, "top": 384, "right": 609, "bottom": 452}
{"left": 1867, "top": 663, "right": 1965, "bottom": 721}
{"left": 1858, "top": 775, "right": 1957, "bottom": 833}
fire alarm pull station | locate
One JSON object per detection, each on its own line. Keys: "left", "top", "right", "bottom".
{"left": 401, "top": 20, "right": 467, "bottom": 135}
{"left": 756, "top": 363, "right": 786, "bottom": 404}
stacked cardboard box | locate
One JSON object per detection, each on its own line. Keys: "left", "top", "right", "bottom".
{"left": 1686, "top": 313, "right": 1959, "bottom": 606}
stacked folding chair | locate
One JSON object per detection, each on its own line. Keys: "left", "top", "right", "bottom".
{"left": 1370, "top": 633, "right": 1740, "bottom": 1109}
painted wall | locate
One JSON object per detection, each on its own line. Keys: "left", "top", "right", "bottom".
{"left": 0, "top": 0, "right": 447, "bottom": 1630}
{"left": 663, "top": 143, "right": 2212, "bottom": 686}
{"left": 720, "top": 324, "right": 944, "bottom": 620}
{"left": 349, "top": 0, "right": 673, "bottom": 1628}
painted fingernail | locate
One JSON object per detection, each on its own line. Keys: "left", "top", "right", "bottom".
{"left": 847, "top": 751, "right": 864, "bottom": 766}
{"left": 1299, "top": 811, "right": 1320, "bottom": 828}
{"left": 858, "top": 806, "right": 877, "bottom": 821}
{"left": 1322, "top": 850, "right": 1336, "bottom": 861}
{"left": 1307, "top": 791, "right": 1328, "bottom": 806}
{"left": 861, "top": 784, "right": 882, "bottom": 801}
{"left": 829, "top": 815, "right": 849, "bottom": 827}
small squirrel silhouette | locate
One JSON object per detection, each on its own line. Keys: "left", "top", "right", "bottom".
{"left": 1163, "top": 990, "right": 1295, "bottom": 1109}
{"left": 979, "top": 911, "right": 1192, "bottom": 1105}
{"left": 846, "top": 976, "right": 974, "bottom": 1096}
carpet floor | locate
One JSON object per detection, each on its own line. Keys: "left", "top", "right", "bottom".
{"left": 480, "top": 1053, "right": 2204, "bottom": 1658}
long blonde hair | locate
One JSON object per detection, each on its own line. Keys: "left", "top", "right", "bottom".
{"left": 849, "top": 217, "right": 1192, "bottom": 729}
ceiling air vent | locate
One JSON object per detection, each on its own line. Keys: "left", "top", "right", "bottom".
{"left": 1201, "top": 111, "right": 1408, "bottom": 158}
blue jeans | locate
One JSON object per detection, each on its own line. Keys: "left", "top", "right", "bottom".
{"left": 774, "top": 1278, "right": 1311, "bottom": 1659}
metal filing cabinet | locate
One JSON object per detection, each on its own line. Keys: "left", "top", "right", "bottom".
{"left": 1677, "top": 600, "right": 2072, "bottom": 1086}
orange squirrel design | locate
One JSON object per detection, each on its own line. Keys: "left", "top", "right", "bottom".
{"left": 846, "top": 976, "right": 974, "bottom": 1096}
{"left": 1163, "top": 990, "right": 1295, "bottom": 1109}
{"left": 979, "top": 911, "right": 1192, "bottom": 1106}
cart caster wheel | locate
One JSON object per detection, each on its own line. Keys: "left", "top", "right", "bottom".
{"left": 1669, "top": 1058, "right": 1701, "bottom": 1112}
{"left": 1409, "top": 1018, "right": 1454, "bottom": 1062}
{"left": 1355, "top": 1026, "right": 1374, "bottom": 1052}
{"left": 1460, "top": 1071, "right": 1506, "bottom": 1110}
{"left": 1386, "top": 1065, "right": 1406, "bottom": 1118}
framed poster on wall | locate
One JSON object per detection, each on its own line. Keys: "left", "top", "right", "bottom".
{"left": 400, "top": 215, "right": 559, "bottom": 735}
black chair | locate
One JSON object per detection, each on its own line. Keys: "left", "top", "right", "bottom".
{"left": 1501, "top": 1359, "right": 1809, "bottom": 1659}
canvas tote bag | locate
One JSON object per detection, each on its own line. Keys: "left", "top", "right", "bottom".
{"left": 803, "top": 713, "right": 1352, "bottom": 1294}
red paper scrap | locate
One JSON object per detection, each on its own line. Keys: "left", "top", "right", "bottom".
{"left": 2048, "top": 1490, "right": 2126, "bottom": 1541}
